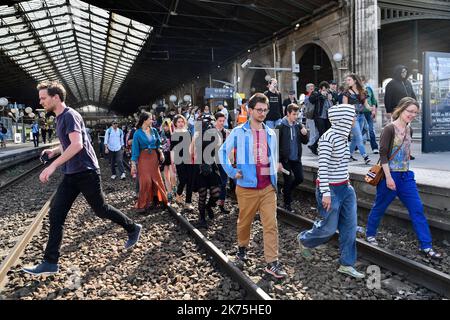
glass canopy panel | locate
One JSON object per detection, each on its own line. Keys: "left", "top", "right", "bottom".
{"left": 0, "top": 0, "right": 152, "bottom": 106}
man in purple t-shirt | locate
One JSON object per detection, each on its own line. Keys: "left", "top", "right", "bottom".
{"left": 22, "top": 81, "right": 142, "bottom": 276}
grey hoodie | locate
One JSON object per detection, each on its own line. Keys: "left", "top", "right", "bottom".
{"left": 317, "top": 104, "right": 355, "bottom": 196}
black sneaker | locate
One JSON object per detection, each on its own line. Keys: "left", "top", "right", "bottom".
{"left": 350, "top": 156, "right": 358, "bottom": 161}
{"left": 364, "top": 155, "right": 371, "bottom": 164}
{"left": 285, "top": 204, "right": 295, "bottom": 213}
{"left": 265, "top": 261, "right": 287, "bottom": 279}
{"left": 410, "top": 155, "right": 415, "bottom": 160}
{"left": 236, "top": 246, "right": 247, "bottom": 262}
{"left": 195, "top": 219, "right": 208, "bottom": 229}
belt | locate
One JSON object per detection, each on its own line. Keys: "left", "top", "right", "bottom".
{"left": 316, "top": 179, "right": 350, "bottom": 186}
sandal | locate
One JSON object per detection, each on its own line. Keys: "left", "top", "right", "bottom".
{"left": 421, "top": 248, "right": 443, "bottom": 260}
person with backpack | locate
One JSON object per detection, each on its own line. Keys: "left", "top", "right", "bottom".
{"left": 191, "top": 114, "right": 222, "bottom": 229}
{"left": 104, "top": 120, "right": 125, "bottom": 180}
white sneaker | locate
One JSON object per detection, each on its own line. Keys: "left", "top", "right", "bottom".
{"left": 338, "top": 265, "right": 365, "bottom": 279}
{"left": 120, "top": 173, "right": 126, "bottom": 180}
{"left": 373, "top": 149, "right": 379, "bottom": 154}
{"left": 111, "top": 175, "right": 116, "bottom": 180}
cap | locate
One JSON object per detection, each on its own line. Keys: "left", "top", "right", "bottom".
{"left": 288, "top": 90, "right": 296, "bottom": 95}
{"left": 330, "top": 80, "right": 337, "bottom": 85}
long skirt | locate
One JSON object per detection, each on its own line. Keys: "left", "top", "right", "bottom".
{"left": 136, "top": 150, "right": 168, "bottom": 209}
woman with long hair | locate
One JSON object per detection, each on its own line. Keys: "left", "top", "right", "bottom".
{"left": 131, "top": 112, "right": 168, "bottom": 212}
{"left": 365, "top": 97, "right": 442, "bottom": 259}
{"left": 191, "top": 114, "right": 221, "bottom": 229}
{"left": 171, "top": 114, "right": 195, "bottom": 211}
{"left": 342, "top": 73, "right": 371, "bottom": 164}
{"left": 160, "top": 118, "right": 177, "bottom": 202}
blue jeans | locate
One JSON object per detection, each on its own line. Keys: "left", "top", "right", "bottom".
{"left": 265, "top": 119, "right": 282, "bottom": 129}
{"left": 299, "top": 184, "right": 357, "bottom": 266}
{"left": 349, "top": 114, "right": 367, "bottom": 156}
{"left": 363, "top": 112, "right": 378, "bottom": 151}
{"left": 366, "top": 171, "right": 432, "bottom": 249}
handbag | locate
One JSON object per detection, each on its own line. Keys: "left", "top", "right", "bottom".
{"left": 365, "top": 132, "right": 406, "bottom": 186}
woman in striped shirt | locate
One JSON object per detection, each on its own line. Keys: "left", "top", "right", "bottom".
{"left": 297, "top": 104, "right": 365, "bottom": 279}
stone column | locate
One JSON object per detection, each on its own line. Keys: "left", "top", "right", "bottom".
{"left": 354, "top": 0, "right": 380, "bottom": 128}
{"left": 354, "top": 0, "right": 379, "bottom": 87}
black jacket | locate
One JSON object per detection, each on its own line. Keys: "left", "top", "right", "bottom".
{"left": 384, "top": 65, "right": 417, "bottom": 113}
{"left": 309, "top": 91, "right": 332, "bottom": 119}
{"left": 276, "top": 118, "right": 308, "bottom": 163}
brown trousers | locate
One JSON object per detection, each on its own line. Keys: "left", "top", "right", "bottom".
{"left": 235, "top": 185, "right": 278, "bottom": 263}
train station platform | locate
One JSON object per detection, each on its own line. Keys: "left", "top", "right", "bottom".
{"left": 0, "top": 142, "right": 60, "bottom": 171}
{"left": 299, "top": 141, "right": 450, "bottom": 240}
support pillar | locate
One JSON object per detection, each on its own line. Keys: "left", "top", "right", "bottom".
{"left": 354, "top": 0, "right": 379, "bottom": 91}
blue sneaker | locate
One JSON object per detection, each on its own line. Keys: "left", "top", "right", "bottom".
{"left": 125, "top": 224, "right": 142, "bottom": 249}
{"left": 22, "top": 261, "right": 59, "bottom": 276}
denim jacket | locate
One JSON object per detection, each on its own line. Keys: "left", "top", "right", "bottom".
{"left": 131, "top": 127, "right": 161, "bottom": 162}
{"left": 218, "top": 121, "right": 278, "bottom": 190}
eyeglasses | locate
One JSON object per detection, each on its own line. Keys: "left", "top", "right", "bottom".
{"left": 405, "top": 109, "right": 419, "bottom": 115}
{"left": 253, "top": 108, "right": 269, "bottom": 114}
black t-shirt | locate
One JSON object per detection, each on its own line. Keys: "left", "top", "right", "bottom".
{"left": 264, "top": 90, "right": 283, "bottom": 121}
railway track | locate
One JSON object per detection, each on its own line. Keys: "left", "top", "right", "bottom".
{"left": 277, "top": 207, "right": 450, "bottom": 298}
{"left": 122, "top": 159, "right": 271, "bottom": 300}
{"left": 0, "top": 159, "right": 267, "bottom": 300}
{"left": 0, "top": 157, "right": 446, "bottom": 300}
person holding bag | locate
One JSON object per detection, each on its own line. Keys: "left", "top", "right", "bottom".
{"left": 365, "top": 97, "right": 442, "bottom": 260}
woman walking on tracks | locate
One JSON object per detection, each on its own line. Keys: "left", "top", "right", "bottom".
{"left": 23, "top": 81, "right": 142, "bottom": 276}
{"left": 365, "top": 97, "right": 442, "bottom": 260}
{"left": 131, "top": 111, "right": 168, "bottom": 212}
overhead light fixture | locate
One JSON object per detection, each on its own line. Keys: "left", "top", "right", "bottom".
{"left": 333, "top": 53, "right": 343, "bottom": 62}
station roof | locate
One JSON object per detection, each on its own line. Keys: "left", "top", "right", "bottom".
{"left": 0, "top": 0, "right": 339, "bottom": 114}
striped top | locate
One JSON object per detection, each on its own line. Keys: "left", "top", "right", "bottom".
{"left": 317, "top": 104, "right": 356, "bottom": 196}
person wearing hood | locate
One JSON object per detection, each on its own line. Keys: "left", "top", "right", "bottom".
{"left": 384, "top": 65, "right": 417, "bottom": 118}
{"left": 297, "top": 104, "right": 365, "bottom": 279}
{"left": 276, "top": 104, "right": 308, "bottom": 212}
{"left": 384, "top": 65, "right": 417, "bottom": 159}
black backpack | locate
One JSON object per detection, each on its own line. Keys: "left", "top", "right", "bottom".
{"left": 1, "top": 126, "right": 7, "bottom": 134}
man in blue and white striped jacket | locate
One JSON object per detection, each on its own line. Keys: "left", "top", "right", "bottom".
{"left": 297, "top": 104, "right": 365, "bottom": 279}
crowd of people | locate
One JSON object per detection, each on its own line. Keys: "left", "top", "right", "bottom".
{"left": 22, "top": 67, "right": 442, "bottom": 280}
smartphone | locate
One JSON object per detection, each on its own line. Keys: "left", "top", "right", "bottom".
{"left": 40, "top": 153, "right": 50, "bottom": 164}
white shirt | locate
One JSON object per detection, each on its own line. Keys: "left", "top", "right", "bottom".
{"left": 219, "top": 107, "right": 229, "bottom": 122}
{"left": 104, "top": 127, "right": 124, "bottom": 152}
